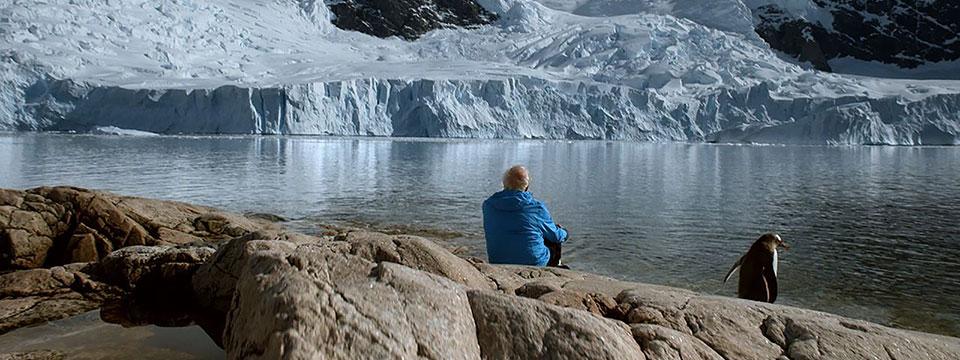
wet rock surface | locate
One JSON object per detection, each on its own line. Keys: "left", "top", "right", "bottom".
{"left": 1, "top": 187, "right": 959, "bottom": 359}
{"left": 0, "top": 262, "right": 120, "bottom": 335}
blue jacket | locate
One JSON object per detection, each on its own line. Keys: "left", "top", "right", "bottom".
{"left": 482, "top": 190, "right": 567, "bottom": 266}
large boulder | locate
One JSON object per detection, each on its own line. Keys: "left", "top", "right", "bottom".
{"left": 467, "top": 289, "right": 645, "bottom": 359}
{"left": 191, "top": 230, "right": 311, "bottom": 317}
{"left": 192, "top": 230, "right": 491, "bottom": 318}
{"left": 225, "top": 247, "right": 482, "bottom": 359}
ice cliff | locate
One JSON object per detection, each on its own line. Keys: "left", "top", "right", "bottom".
{"left": 1, "top": 0, "right": 958, "bottom": 145}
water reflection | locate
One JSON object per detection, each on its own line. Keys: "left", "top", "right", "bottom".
{"left": 0, "top": 134, "right": 958, "bottom": 336}
{"left": 0, "top": 309, "right": 223, "bottom": 359}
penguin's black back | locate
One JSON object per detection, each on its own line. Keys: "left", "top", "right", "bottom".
{"left": 738, "top": 241, "right": 776, "bottom": 302}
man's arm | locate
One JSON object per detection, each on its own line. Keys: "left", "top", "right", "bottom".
{"left": 537, "top": 203, "right": 567, "bottom": 243}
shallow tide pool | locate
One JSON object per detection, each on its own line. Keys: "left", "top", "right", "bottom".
{"left": 0, "top": 311, "right": 222, "bottom": 359}
{"left": 1, "top": 134, "right": 958, "bottom": 337}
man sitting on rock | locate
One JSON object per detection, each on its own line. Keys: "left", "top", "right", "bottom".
{"left": 482, "top": 165, "right": 568, "bottom": 267}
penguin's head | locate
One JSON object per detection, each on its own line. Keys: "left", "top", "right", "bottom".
{"left": 759, "top": 233, "right": 790, "bottom": 250}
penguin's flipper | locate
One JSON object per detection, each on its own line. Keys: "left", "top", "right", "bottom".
{"left": 763, "top": 263, "right": 778, "bottom": 303}
{"left": 723, "top": 255, "right": 743, "bottom": 283}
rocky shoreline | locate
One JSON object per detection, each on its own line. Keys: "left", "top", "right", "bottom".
{"left": 1, "top": 187, "right": 958, "bottom": 359}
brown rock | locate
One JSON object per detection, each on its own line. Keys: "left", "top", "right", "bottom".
{"left": 617, "top": 289, "right": 960, "bottom": 360}
{"left": 99, "top": 246, "right": 165, "bottom": 289}
{"left": 514, "top": 280, "right": 560, "bottom": 299}
{"left": 631, "top": 324, "right": 724, "bottom": 360}
{"left": 627, "top": 306, "right": 668, "bottom": 325}
{"left": 244, "top": 213, "right": 288, "bottom": 223}
{"left": 0, "top": 269, "right": 67, "bottom": 298}
{"left": 2, "top": 186, "right": 279, "bottom": 271}
{"left": 473, "top": 263, "right": 631, "bottom": 296}
{"left": 194, "top": 212, "right": 271, "bottom": 238}
{"left": 101, "top": 245, "right": 214, "bottom": 295}
{"left": 0, "top": 230, "right": 53, "bottom": 269}
{"left": 0, "top": 350, "right": 65, "bottom": 360}
{"left": 80, "top": 195, "right": 159, "bottom": 247}
{"left": 121, "top": 224, "right": 150, "bottom": 247}
{"left": 615, "top": 285, "right": 699, "bottom": 332}
{"left": 341, "top": 231, "right": 493, "bottom": 290}
{"left": 0, "top": 262, "right": 117, "bottom": 335}
{"left": 0, "top": 295, "right": 98, "bottom": 335}
{"left": 47, "top": 266, "right": 76, "bottom": 287}
{"left": 0, "top": 206, "right": 16, "bottom": 227}
{"left": 537, "top": 289, "right": 619, "bottom": 317}
{"left": 113, "top": 197, "right": 206, "bottom": 231}
{"left": 467, "top": 290, "right": 645, "bottom": 360}
{"left": 0, "top": 297, "right": 40, "bottom": 326}
{"left": 65, "top": 234, "right": 98, "bottom": 263}
{"left": 192, "top": 230, "right": 316, "bottom": 315}
{"left": 225, "top": 248, "right": 481, "bottom": 359}
{"left": 8, "top": 211, "right": 49, "bottom": 237}
{"left": 0, "top": 190, "right": 24, "bottom": 208}
{"left": 37, "top": 187, "right": 88, "bottom": 206}
{"left": 21, "top": 194, "right": 45, "bottom": 203}
{"left": 156, "top": 227, "right": 203, "bottom": 245}
{"left": 558, "top": 278, "right": 639, "bottom": 299}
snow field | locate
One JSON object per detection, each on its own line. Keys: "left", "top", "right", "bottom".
{"left": 1, "top": 0, "right": 958, "bottom": 144}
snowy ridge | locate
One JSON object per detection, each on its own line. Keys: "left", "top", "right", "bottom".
{"left": 1, "top": 0, "right": 959, "bottom": 145}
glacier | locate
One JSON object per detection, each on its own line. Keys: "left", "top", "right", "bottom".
{"left": 1, "top": 0, "right": 959, "bottom": 145}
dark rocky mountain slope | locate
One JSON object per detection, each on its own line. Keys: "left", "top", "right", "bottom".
{"left": 752, "top": 0, "right": 960, "bottom": 71}
{"left": 327, "top": 0, "right": 497, "bottom": 40}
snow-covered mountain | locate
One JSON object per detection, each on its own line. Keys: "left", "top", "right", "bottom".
{"left": 0, "top": 0, "right": 958, "bottom": 144}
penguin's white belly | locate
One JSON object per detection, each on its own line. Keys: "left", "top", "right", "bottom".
{"left": 773, "top": 250, "right": 779, "bottom": 276}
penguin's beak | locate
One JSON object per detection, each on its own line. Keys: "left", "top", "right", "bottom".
{"left": 779, "top": 241, "right": 791, "bottom": 250}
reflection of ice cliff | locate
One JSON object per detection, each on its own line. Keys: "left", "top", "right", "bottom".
{"left": 2, "top": 0, "right": 959, "bottom": 145}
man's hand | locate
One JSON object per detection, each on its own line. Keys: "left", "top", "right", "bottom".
{"left": 556, "top": 223, "right": 563, "bottom": 229}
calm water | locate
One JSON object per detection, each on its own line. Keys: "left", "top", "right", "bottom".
{"left": 1, "top": 134, "right": 958, "bottom": 337}
{"left": 0, "top": 311, "right": 222, "bottom": 359}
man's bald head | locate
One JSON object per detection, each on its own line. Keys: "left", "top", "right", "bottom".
{"left": 503, "top": 165, "right": 531, "bottom": 191}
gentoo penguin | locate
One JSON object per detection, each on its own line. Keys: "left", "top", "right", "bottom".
{"left": 723, "top": 233, "right": 790, "bottom": 303}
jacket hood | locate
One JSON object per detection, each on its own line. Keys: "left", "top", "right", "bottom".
{"left": 485, "top": 190, "right": 534, "bottom": 212}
